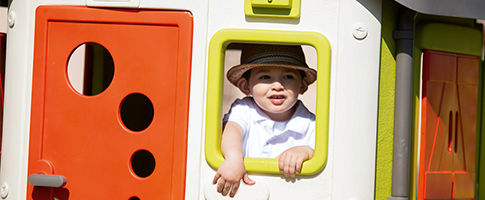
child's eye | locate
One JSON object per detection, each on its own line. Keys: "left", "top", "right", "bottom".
{"left": 283, "top": 75, "right": 295, "bottom": 79}
{"left": 258, "top": 75, "right": 271, "bottom": 80}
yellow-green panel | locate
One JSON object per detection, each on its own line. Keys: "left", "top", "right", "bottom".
{"left": 375, "top": 40, "right": 397, "bottom": 200}
{"left": 415, "top": 23, "right": 482, "bottom": 56}
{"left": 205, "top": 28, "right": 331, "bottom": 175}
{"left": 375, "top": 0, "right": 398, "bottom": 199}
{"left": 251, "top": 0, "right": 292, "bottom": 9}
{"left": 244, "top": 0, "right": 300, "bottom": 18}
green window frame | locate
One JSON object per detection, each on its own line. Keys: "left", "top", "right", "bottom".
{"left": 204, "top": 28, "right": 331, "bottom": 175}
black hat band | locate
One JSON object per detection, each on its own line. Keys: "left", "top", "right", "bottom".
{"left": 245, "top": 55, "right": 308, "bottom": 68}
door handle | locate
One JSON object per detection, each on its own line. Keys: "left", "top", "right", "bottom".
{"left": 28, "top": 174, "right": 66, "bottom": 187}
{"left": 455, "top": 111, "right": 458, "bottom": 153}
{"left": 448, "top": 111, "right": 453, "bottom": 152}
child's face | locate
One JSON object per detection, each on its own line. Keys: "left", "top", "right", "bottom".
{"left": 239, "top": 66, "right": 306, "bottom": 120}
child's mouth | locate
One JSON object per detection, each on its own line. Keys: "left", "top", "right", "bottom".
{"left": 269, "top": 95, "right": 285, "bottom": 105}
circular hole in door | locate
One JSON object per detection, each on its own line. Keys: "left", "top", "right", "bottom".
{"left": 120, "top": 93, "right": 154, "bottom": 132}
{"left": 129, "top": 197, "right": 140, "bottom": 200}
{"left": 131, "top": 150, "right": 156, "bottom": 178}
{"left": 67, "top": 42, "right": 114, "bottom": 96}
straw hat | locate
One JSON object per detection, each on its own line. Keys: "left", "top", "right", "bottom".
{"left": 226, "top": 44, "right": 317, "bottom": 86}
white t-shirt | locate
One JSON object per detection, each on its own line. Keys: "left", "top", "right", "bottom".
{"left": 223, "top": 97, "right": 315, "bottom": 158}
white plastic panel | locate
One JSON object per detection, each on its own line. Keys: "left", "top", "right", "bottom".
{"left": 200, "top": 0, "right": 382, "bottom": 199}
{"left": 332, "top": 0, "right": 382, "bottom": 199}
{"left": 204, "top": 183, "right": 270, "bottom": 200}
{"left": 1, "top": 0, "right": 382, "bottom": 199}
{"left": 86, "top": 0, "right": 140, "bottom": 8}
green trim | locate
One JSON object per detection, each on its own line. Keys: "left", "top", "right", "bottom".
{"left": 414, "top": 14, "right": 477, "bottom": 29}
{"left": 204, "top": 28, "right": 331, "bottom": 175}
{"left": 474, "top": 26, "right": 484, "bottom": 200}
{"left": 412, "top": 21, "right": 483, "bottom": 200}
{"left": 374, "top": 0, "right": 399, "bottom": 199}
{"left": 415, "top": 23, "right": 482, "bottom": 56}
{"left": 411, "top": 46, "right": 421, "bottom": 200}
{"left": 244, "top": 0, "right": 300, "bottom": 18}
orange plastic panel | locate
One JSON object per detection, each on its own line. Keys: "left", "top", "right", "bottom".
{"left": 28, "top": 6, "right": 192, "bottom": 199}
{"left": 419, "top": 50, "right": 478, "bottom": 200}
{"left": 424, "top": 172, "right": 453, "bottom": 199}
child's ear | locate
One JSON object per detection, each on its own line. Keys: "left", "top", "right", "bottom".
{"left": 299, "top": 81, "right": 309, "bottom": 94}
{"left": 236, "top": 78, "right": 251, "bottom": 95}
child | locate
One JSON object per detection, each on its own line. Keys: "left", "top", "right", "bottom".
{"left": 212, "top": 44, "right": 317, "bottom": 197}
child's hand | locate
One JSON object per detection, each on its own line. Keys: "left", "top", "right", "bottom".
{"left": 212, "top": 158, "right": 255, "bottom": 197}
{"left": 277, "top": 146, "right": 314, "bottom": 178}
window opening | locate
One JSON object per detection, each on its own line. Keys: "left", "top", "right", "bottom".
{"left": 67, "top": 42, "right": 114, "bottom": 96}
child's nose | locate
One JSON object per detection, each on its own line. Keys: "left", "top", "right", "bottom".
{"left": 271, "top": 81, "right": 284, "bottom": 90}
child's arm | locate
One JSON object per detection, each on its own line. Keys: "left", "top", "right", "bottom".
{"left": 212, "top": 121, "right": 255, "bottom": 197}
{"left": 277, "top": 146, "right": 314, "bottom": 178}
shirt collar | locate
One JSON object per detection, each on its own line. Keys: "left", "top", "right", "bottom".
{"left": 253, "top": 100, "right": 311, "bottom": 135}
{"left": 286, "top": 101, "right": 311, "bottom": 134}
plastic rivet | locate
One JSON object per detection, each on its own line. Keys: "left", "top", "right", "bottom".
{"left": 1, "top": 183, "right": 8, "bottom": 199}
{"left": 7, "top": 11, "right": 15, "bottom": 28}
{"left": 352, "top": 23, "right": 368, "bottom": 40}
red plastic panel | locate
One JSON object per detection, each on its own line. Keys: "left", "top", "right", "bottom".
{"left": 454, "top": 172, "right": 475, "bottom": 199}
{"left": 419, "top": 50, "right": 478, "bottom": 200}
{"left": 424, "top": 172, "right": 453, "bottom": 199}
{"left": 28, "top": 6, "right": 192, "bottom": 199}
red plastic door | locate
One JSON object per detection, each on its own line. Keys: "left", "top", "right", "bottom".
{"left": 27, "top": 6, "right": 192, "bottom": 199}
{"left": 419, "top": 50, "right": 478, "bottom": 200}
